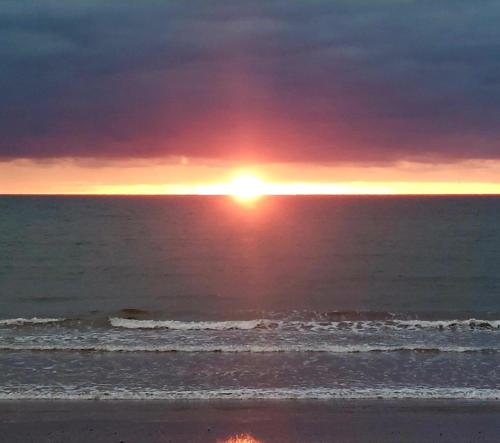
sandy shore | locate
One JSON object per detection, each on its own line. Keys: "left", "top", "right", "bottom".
{"left": 0, "top": 400, "right": 499, "bottom": 442}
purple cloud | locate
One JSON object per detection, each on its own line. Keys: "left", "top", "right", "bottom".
{"left": 1, "top": 0, "right": 500, "bottom": 163}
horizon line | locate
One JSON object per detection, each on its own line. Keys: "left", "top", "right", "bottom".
{"left": 2, "top": 193, "right": 500, "bottom": 197}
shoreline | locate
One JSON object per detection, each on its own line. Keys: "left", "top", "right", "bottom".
{"left": 1, "top": 399, "right": 499, "bottom": 442}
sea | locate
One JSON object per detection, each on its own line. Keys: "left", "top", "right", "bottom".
{"left": 1, "top": 195, "right": 499, "bottom": 400}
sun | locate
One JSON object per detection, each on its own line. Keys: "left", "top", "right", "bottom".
{"left": 229, "top": 174, "right": 265, "bottom": 202}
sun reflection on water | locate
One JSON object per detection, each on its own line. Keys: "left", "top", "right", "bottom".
{"left": 217, "top": 433, "right": 263, "bottom": 443}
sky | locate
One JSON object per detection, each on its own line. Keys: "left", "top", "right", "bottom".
{"left": 1, "top": 0, "right": 500, "bottom": 194}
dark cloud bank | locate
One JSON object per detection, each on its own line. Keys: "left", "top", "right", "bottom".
{"left": 1, "top": 0, "right": 500, "bottom": 163}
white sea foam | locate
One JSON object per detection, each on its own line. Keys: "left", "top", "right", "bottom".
{"left": 1, "top": 386, "right": 499, "bottom": 400}
{"left": 0, "top": 343, "right": 495, "bottom": 353}
{"left": 109, "top": 317, "right": 500, "bottom": 331}
{"left": 3, "top": 316, "right": 498, "bottom": 331}
{"left": 109, "top": 317, "right": 277, "bottom": 330}
{"left": 0, "top": 317, "right": 66, "bottom": 326}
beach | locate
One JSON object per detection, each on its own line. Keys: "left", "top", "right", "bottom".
{"left": 1, "top": 400, "right": 499, "bottom": 442}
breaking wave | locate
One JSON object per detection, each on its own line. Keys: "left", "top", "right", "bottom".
{"left": 0, "top": 317, "right": 66, "bottom": 326}
{"left": 110, "top": 317, "right": 271, "bottom": 330}
{"left": 0, "top": 344, "right": 497, "bottom": 354}
{"left": 109, "top": 317, "right": 500, "bottom": 331}
{"left": 1, "top": 386, "right": 499, "bottom": 400}
{"left": 3, "top": 316, "right": 499, "bottom": 331}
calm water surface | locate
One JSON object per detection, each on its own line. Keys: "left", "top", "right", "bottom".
{"left": 0, "top": 196, "right": 499, "bottom": 399}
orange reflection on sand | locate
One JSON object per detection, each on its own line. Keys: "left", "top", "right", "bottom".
{"left": 217, "top": 433, "right": 263, "bottom": 443}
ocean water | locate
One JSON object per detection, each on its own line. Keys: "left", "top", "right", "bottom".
{"left": 1, "top": 195, "right": 499, "bottom": 400}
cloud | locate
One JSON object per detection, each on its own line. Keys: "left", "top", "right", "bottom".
{"left": 1, "top": 0, "right": 500, "bottom": 163}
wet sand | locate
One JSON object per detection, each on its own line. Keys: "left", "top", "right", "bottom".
{"left": 1, "top": 400, "right": 499, "bottom": 442}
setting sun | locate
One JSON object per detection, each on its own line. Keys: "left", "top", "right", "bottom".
{"left": 228, "top": 174, "right": 265, "bottom": 202}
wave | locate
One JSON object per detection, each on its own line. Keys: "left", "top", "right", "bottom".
{"left": 2, "top": 316, "right": 499, "bottom": 331}
{"left": 109, "top": 317, "right": 500, "bottom": 331}
{"left": 0, "top": 317, "right": 66, "bottom": 326}
{"left": 1, "top": 343, "right": 496, "bottom": 354}
{"left": 109, "top": 317, "right": 275, "bottom": 330}
{"left": 1, "top": 386, "right": 499, "bottom": 400}
{"left": 3, "top": 316, "right": 500, "bottom": 332}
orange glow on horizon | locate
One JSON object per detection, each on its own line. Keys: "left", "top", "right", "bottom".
{"left": 2, "top": 158, "right": 500, "bottom": 195}
{"left": 6, "top": 181, "right": 500, "bottom": 196}
{"left": 194, "top": 171, "right": 397, "bottom": 197}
